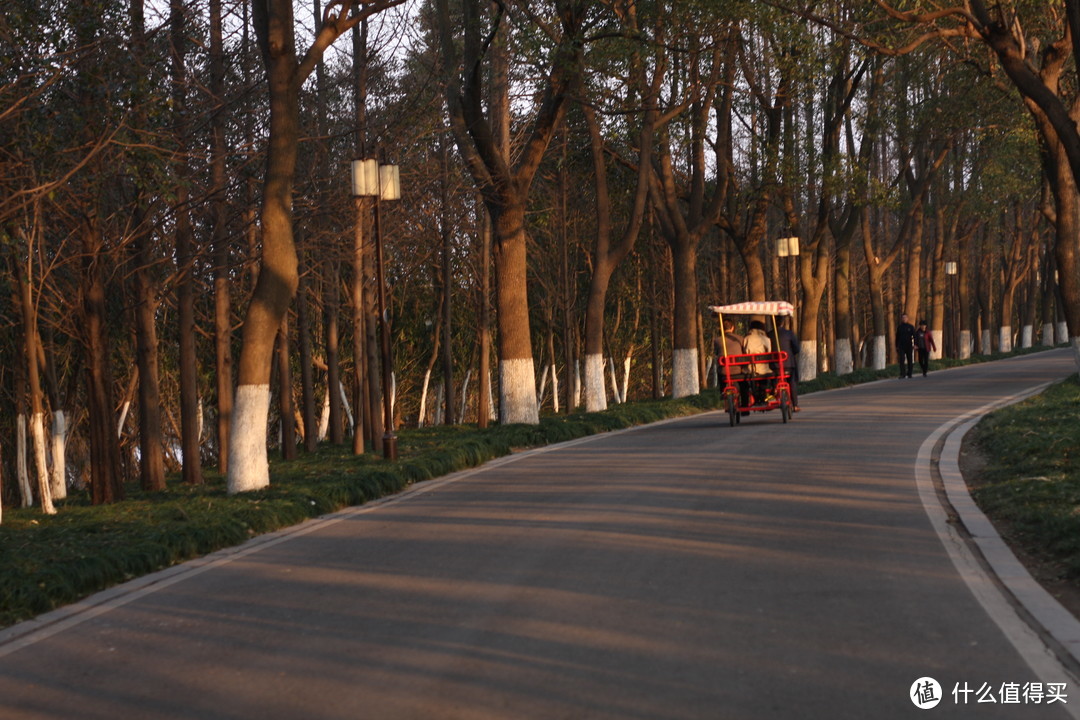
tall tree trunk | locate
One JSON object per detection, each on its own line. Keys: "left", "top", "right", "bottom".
{"left": 172, "top": 0, "right": 203, "bottom": 485}
{"left": 209, "top": 0, "right": 233, "bottom": 474}
{"left": 958, "top": 230, "right": 974, "bottom": 359}
{"left": 230, "top": 1, "right": 304, "bottom": 492}
{"left": 277, "top": 316, "right": 297, "bottom": 459}
{"left": 436, "top": 0, "right": 582, "bottom": 425}
{"left": 834, "top": 231, "right": 854, "bottom": 375}
{"left": 14, "top": 248, "right": 55, "bottom": 514}
{"left": 439, "top": 138, "right": 457, "bottom": 425}
{"left": 477, "top": 199, "right": 492, "bottom": 428}
{"left": 296, "top": 272, "right": 319, "bottom": 451}
{"left": 579, "top": 8, "right": 660, "bottom": 411}
{"left": 133, "top": 240, "right": 166, "bottom": 491}
{"left": 324, "top": 260, "right": 344, "bottom": 444}
{"left": 670, "top": 239, "right": 700, "bottom": 397}
{"left": 351, "top": 16, "right": 370, "bottom": 453}
{"left": 229, "top": 0, "right": 402, "bottom": 492}
{"left": 82, "top": 217, "right": 124, "bottom": 505}
{"left": 929, "top": 208, "right": 948, "bottom": 360}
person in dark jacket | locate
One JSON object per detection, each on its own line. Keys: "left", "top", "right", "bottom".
{"left": 771, "top": 316, "right": 801, "bottom": 411}
{"left": 896, "top": 313, "right": 916, "bottom": 379}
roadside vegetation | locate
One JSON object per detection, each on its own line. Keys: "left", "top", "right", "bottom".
{"left": 0, "top": 346, "right": 1068, "bottom": 629}
{"left": 969, "top": 374, "right": 1080, "bottom": 579}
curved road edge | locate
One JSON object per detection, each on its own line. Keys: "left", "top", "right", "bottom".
{"left": 921, "top": 380, "right": 1080, "bottom": 717}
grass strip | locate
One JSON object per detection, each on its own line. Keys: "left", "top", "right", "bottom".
{"left": 969, "top": 374, "right": 1080, "bottom": 578}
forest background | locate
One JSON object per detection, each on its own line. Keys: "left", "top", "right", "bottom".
{"left": 1, "top": 0, "right": 1078, "bottom": 515}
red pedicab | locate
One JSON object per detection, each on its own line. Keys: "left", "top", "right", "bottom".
{"left": 709, "top": 301, "right": 795, "bottom": 426}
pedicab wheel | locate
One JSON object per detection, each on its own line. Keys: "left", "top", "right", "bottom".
{"left": 779, "top": 389, "right": 791, "bottom": 423}
{"left": 726, "top": 393, "right": 738, "bottom": 427}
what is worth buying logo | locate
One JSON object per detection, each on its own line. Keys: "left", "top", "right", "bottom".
{"left": 911, "top": 677, "right": 943, "bottom": 709}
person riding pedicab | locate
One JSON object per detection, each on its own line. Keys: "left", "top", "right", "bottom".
{"left": 715, "top": 316, "right": 750, "bottom": 409}
{"left": 743, "top": 319, "right": 773, "bottom": 404}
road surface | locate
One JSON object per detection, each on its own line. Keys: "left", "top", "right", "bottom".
{"left": 1, "top": 349, "right": 1078, "bottom": 718}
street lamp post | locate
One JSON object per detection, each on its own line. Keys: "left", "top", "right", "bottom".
{"left": 776, "top": 236, "right": 800, "bottom": 327}
{"left": 945, "top": 261, "right": 958, "bottom": 358}
{"left": 352, "top": 158, "right": 401, "bottom": 460}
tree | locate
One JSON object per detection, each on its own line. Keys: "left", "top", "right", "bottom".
{"left": 835, "top": 1, "right": 1080, "bottom": 359}
{"left": 577, "top": 0, "right": 674, "bottom": 412}
{"left": 435, "top": 0, "right": 586, "bottom": 424}
{"left": 229, "top": 0, "right": 405, "bottom": 494}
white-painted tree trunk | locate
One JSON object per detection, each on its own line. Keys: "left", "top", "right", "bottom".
{"left": 671, "top": 348, "right": 699, "bottom": 398}
{"left": 607, "top": 358, "right": 622, "bottom": 404}
{"left": 499, "top": 358, "right": 538, "bottom": 424}
{"left": 998, "top": 326, "right": 1013, "bottom": 353}
{"left": 1021, "top": 325, "right": 1033, "bottom": 349}
{"left": 317, "top": 387, "right": 330, "bottom": 442}
{"left": 227, "top": 384, "right": 271, "bottom": 494}
{"left": 1058, "top": 322, "right": 1069, "bottom": 345}
{"left": 16, "top": 414, "right": 31, "bottom": 507}
{"left": 50, "top": 410, "right": 67, "bottom": 501}
{"left": 339, "top": 381, "right": 354, "bottom": 435}
{"left": 433, "top": 382, "right": 444, "bottom": 426}
{"left": 117, "top": 400, "right": 131, "bottom": 439}
{"left": 1043, "top": 323, "right": 1056, "bottom": 347}
{"left": 835, "top": 338, "right": 854, "bottom": 375}
{"left": 486, "top": 371, "right": 496, "bottom": 421}
{"left": 584, "top": 353, "right": 607, "bottom": 412}
{"left": 458, "top": 370, "right": 471, "bottom": 423}
{"left": 872, "top": 336, "right": 886, "bottom": 370}
{"left": 550, "top": 366, "right": 560, "bottom": 414}
{"left": 30, "top": 412, "right": 55, "bottom": 514}
{"left": 981, "top": 329, "right": 992, "bottom": 355}
{"left": 573, "top": 360, "right": 581, "bottom": 409}
{"left": 537, "top": 364, "right": 550, "bottom": 408}
{"left": 621, "top": 354, "right": 632, "bottom": 401}
{"left": 959, "top": 330, "right": 973, "bottom": 359}
{"left": 417, "top": 367, "right": 433, "bottom": 428}
{"left": 798, "top": 340, "right": 817, "bottom": 382}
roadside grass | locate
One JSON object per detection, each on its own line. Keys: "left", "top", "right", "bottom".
{"left": 0, "top": 344, "right": 1069, "bottom": 629}
{"left": 969, "top": 374, "right": 1080, "bottom": 578}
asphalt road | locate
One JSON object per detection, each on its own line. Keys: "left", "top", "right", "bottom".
{"left": 2, "top": 350, "right": 1078, "bottom": 719}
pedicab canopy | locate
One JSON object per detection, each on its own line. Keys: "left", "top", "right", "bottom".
{"left": 708, "top": 301, "right": 794, "bottom": 317}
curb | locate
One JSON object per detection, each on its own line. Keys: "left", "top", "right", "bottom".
{"left": 941, "top": 396, "right": 1080, "bottom": 667}
{"left": 927, "top": 381, "right": 1080, "bottom": 711}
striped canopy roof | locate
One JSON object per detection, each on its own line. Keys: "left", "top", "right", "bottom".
{"left": 708, "top": 301, "right": 795, "bottom": 316}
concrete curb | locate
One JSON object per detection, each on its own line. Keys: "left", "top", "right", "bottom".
{"left": 940, "top": 388, "right": 1080, "bottom": 667}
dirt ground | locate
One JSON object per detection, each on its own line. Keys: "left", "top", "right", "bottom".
{"left": 959, "top": 436, "right": 1080, "bottom": 623}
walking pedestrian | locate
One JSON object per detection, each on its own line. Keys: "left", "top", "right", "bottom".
{"left": 896, "top": 313, "right": 916, "bottom": 379}
{"left": 915, "top": 320, "right": 937, "bottom": 377}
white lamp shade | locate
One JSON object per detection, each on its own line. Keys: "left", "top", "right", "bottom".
{"left": 351, "top": 158, "right": 379, "bottom": 197}
{"left": 379, "top": 164, "right": 401, "bottom": 201}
